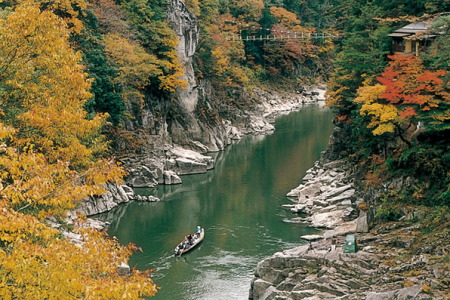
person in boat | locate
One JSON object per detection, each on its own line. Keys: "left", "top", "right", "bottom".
{"left": 186, "top": 234, "right": 193, "bottom": 244}
{"left": 175, "top": 243, "right": 183, "bottom": 255}
{"left": 195, "top": 226, "right": 202, "bottom": 237}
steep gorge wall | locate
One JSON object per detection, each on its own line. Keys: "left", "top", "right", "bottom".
{"left": 80, "top": 0, "right": 325, "bottom": 216}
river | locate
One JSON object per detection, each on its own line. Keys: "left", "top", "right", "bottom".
{"left": 97, "top": 104, "right": 334, "bottom": 299}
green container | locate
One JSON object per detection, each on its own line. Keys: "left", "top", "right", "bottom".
{"left": 343, "top": 235, "right": 358, "bottom": 253}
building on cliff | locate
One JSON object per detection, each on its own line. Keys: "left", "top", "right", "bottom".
{"left": 387, "top": 18, "right": 443, "bottom": 56}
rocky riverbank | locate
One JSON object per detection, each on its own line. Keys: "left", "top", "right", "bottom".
{"left": 250, "top": 217, "right": 450, "bottom": 299}
{"left": 78, "top": 87, "right": 327, "bottom": 216}
{"left": 249, "top": 148, "right": 450, "bottom": 299}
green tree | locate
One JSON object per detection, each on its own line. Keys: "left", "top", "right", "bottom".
{"left": 326, "top": 1, "right": 391, "bottom": 118}
{"left": 74, "top": 9, "right": 124, "bottom": 125}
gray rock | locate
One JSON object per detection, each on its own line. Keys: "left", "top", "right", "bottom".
{"left": 118, "top": 262, "right": 131, "bottom": 276}
{"left": 310, "top": 210, "right": 345, "bottom": 228}
{"left": 366, "top": 284, "right": 422, "bottom": 300}
{"left": 148, "top": 196, "right": 160, "bottom": 202}
{"left": 126, "top": 166, "right": 159, "bottom": 188}
{"left": 163, "top": 170, "right": 182, "bottom": 185}
{"left": 77, "top": 182, "right": 132, "bottom": 216}
{"left": 327, "top": 189, "right": 355, "bottom": 205}
{"left": 251, "top": 279, "right": 273, "bottom": 299}
{"left": 167, "top": 146, "right": 215, "bottom": 174}
{"left": 356, "top": 212, "right": 369, "bottom": 233}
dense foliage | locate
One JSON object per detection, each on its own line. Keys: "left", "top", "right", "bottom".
{"left": 325, "top": 0, "right": 450, "bottom": 208}
{"left": 0, "top": 0, "right": 157, "bottom": 298}
{"left": 192, "top": 0, "right": 335, "bottom": 87}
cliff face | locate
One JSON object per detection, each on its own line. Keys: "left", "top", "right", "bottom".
{"left": 163, "top": 0, "right": 230, "bottom": 152}
{"left": 167, "top": 0, "right": 198, "bottom": 113}
{"left": 81, "top": 0, "right": 325, "bottom": 216}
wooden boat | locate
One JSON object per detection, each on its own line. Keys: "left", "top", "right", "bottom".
{"left": 174, "top": 228, "right": 204, "bottom": 256}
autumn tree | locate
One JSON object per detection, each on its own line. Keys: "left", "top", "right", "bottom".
{"left": 326, "top": 2, "right": 391, "bottom": 116}
{"left": 355, "top": 54, "right": 449, "bottom": 138}
{"left": 257, "top": 7, "right": 323, "bottom": 79}
{"left": 222, "top": 0, "right": 264, "bottom": 23}
{"left": 193, "top": 0, "right": 254, "bottom": 86}
{"left": 121, "top": 0, "right": 187, "bottom": 93}
{"left": 0, "top": 1, "right": 157, "bottom": 297}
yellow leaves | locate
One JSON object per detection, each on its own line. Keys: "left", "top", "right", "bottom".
{"left": 0, "top": 123, "right": 15, "bottom": 140}
{"left": 39, "top": 0, "right": 88, "bottom": 33}
{"left": 270, "top": 7, "right": 301, "bottom": 30}
{"left": 0, "top": 1, "right": 91, "bottom": 110}
{"left": 0, "top": 1, "right": 157, "bottom": 298}
{"left": 104, "top": 30, "right": 187, "bottom": 93}
{"left": 210, "top": 43, "right": 250, "bottom": 86}
{"left": 325, "top": 73, "right": 352, "bottom": 108}
{"left": 355, "top": 84, "right": 386, "bottom": 105}
{"left": 318, "top": 39, "right": 335, "bottom": 53}
{"left": 359, "top": 102, "right": 398, "bottom": 135}
{"left": 355, "top": 79, "right": 399, "bottom": 135}
{"left": 0, "top": 206, "right": 157, "bottom": 299}
{"left": 185, "top": 0, "right": 200, "bottom": 16}
{"left": 0, "top": 0, "right": 125, "bottom": 215}
{"left": 212, "top": 47, "right": 230, "bottom": 77}
{"left": 371, "top": 123, "right": 396, "bottom": 135}
{"left": 104, "top": 33, "right": 162, "bottom": 89}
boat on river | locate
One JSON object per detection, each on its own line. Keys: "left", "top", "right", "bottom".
{"left": 174, "top": 227, "right": 204, "bottom": 256}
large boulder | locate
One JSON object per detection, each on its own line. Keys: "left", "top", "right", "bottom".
{"left": 76, "top": 182, "right": 133, "bottom": 216}
{"left": 166, "top": 146, "right": 214, "bottom": 175}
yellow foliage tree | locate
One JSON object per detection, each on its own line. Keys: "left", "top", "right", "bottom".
{"left": 104, "top": 33, "right": 162, "bottom": 89}
{"left": 0, "top": 202, "right": 158, "bottom": 299}
{"left": 354, "top": 83, "right": 399, "bottom": 135}
{"left": 0, "top": 1, "right": 158, "bottom": 298}
{"left": 157, "top": 34, "right": 189, "bottom": 92}
{"left": 355, "top": 55, "right": 450, "bottom": 136}
{"left": 270, "top": 7, "right": 302, "bottom": 31}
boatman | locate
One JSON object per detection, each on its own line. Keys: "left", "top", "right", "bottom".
{"left": 195, "top": 226, "right": 202, "bottom": 237}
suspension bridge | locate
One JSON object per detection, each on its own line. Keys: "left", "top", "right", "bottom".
{"left": 223, "top": 23, "right": 342, "bottom": 41}
{"left": 226, "top": 31, "right": 341, "bottom": 41}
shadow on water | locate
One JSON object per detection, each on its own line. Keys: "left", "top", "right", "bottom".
{"left": 96, "top": 104, "right": 334, "bottom": 300}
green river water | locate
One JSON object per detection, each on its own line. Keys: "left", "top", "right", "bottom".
{"left": 98, "top": 104, "right": 334, "bottom": 300}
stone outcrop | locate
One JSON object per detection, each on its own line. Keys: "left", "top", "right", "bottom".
{"left": 250, "top": 220, "right": 450, "bottom": 299}
{"left": 167, "top": 0, "right": 199, "bottom": 113}
{"left": 76, "top": 182, "right": 133, "bottom": 216}
{"left": 249, "top": 122, "right": 450, "bottom": 299}
{"left": 121, "top": 145, "right": 212, "bottom": 188}
{"left": 283, "top": 158, "right": 359, "bottom": 230}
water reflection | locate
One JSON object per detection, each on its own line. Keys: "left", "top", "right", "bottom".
{"left": 96, "top": 104, "right": 333, "bottom": 299}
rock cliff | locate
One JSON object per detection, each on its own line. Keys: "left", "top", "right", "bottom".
{"left": 78, "top": 0, "right": 326, "bottom": 215}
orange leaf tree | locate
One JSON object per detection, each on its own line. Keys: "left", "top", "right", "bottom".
{"left": 355, "top": 54, "right": 450, "bottom": 137}
{"left": 0, "top": 1, "right": 157, "bottom": 298}
{"left": 262, "top": 7, "right": 319, "bottom": 78}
